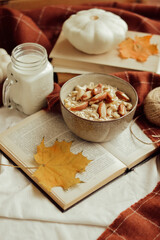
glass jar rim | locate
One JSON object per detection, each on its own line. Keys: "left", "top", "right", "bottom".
{"left": 11, "top": 42, "right": 48, "bottom": 71}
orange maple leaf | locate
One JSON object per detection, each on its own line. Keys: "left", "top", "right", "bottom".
{"left": 32, "top": 139, "right": 91, "bottom": 191}
{"left": 118, "top": 35, "right": 158, "bottom": 62}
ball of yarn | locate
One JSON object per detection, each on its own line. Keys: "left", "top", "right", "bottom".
{"left": 144, "top": 87, "right": 160, "bottom": 127}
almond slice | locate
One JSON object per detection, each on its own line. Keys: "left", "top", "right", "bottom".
{"left": 118, "top": 103, "right": 126, "bottom": 116}
{"left": 112, "top": 112, "right": 120, "bottom": 119}
{"left": 106, "top": 107, "right": 112, "bottom": 117}
{"left": 116, "top": 90, "right": 130, "bottom": 101}
{"left": 81, "top": 91, "right": 92, "bottom": 101}
{"left": 70, "top": 102, "right": 88, "bottom": 111}
{"left": 89, "top": 92, "right": 107, "bottom": 105}
{"left": 97, "top": 102, "right": 106, "bottom": 118}
{"left": 76, "top": 88, "right": 85, "bottom": 101}
{"left": 86, "top": 82, "right": 94, "bottom": 91}
{"left": 105, "top": 92, "right": 114, "bottom": 103}
{"left": 92, "top": 83, "right": 102, "bottom": 95}
{"left": 126, "top": 102, "right": 133, "bottom": 111}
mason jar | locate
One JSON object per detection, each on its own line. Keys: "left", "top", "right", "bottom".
{"left": 3, "top": 43, "right": 54, "bottom": 115}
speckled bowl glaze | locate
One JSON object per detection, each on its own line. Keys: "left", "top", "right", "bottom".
{"left": 60, "top": 73, "right": 138, "bottom": 142}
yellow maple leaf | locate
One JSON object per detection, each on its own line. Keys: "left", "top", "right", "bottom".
{"left": 32, "top": 139, "right": 91, "bottom": 191}
{"left": 118, "top": 35, "right": 158, "bottom": 62}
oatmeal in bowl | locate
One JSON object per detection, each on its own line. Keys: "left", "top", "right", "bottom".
{"left": 64, "top": 82, "right": 133, "bottom": 121}
{"left": 60, "top": 73, "right": 138, "bottom": 142}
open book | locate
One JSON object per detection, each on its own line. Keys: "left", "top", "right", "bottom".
{"left": 0, "top": 110, "right": 158, "bottom": 211}
{"left": 50, "top": 30, "right": 160, "bottom": 78}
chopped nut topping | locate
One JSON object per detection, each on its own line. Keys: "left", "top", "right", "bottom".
{"left": 64, "top": 82, "right": 133, "bottom": 121}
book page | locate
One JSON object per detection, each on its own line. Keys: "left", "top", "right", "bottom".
{"left": 0, "top": 110, "right": 126, "bottom": 209}
{"left": 53, "top": 58, "right": 128, "bottom": 75}
{"left": 101, "top": 123, "right": 157, "bottom": 169}
{"left": 51, "top": 139, "right": 126, "bottom": 209}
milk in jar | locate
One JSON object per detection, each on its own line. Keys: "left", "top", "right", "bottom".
{"left": 3, "top": 43, "right": 54, "bottom": 115}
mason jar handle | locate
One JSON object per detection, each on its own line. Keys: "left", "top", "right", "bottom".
{"left": 2, "top": 77, "right": 14, "bottom": 108}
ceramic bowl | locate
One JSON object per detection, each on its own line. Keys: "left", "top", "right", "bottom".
{"left": 60, "top": 73, "right": 138, "bottom": 142}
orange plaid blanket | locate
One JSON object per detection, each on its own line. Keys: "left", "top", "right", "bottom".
{"left": 98, "top": 180, "right": 160, "bottom": 240}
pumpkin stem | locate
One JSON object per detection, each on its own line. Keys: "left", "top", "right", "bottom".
{"left": 90, "top": 15, "right": 99, "bottom": 20}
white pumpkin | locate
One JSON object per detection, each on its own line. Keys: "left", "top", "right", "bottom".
{"left": 0, "top": 48, "right": 11, "bottom": 84}
{"left": 62, "top": 8, "right": 128, "bottom": 54}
